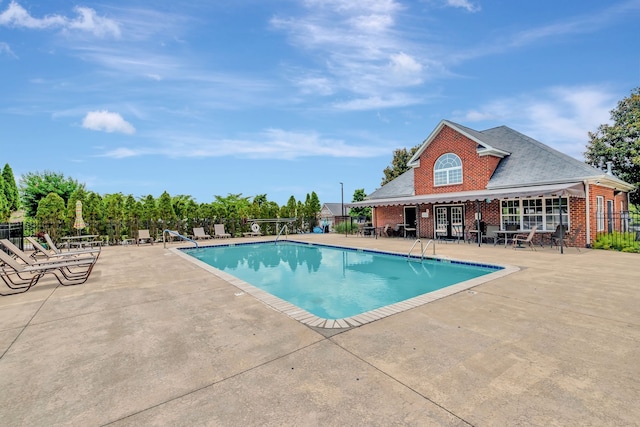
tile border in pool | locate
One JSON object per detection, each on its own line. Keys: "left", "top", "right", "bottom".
{"left": 171, "top": 240, "right": 520, "bottom": 329}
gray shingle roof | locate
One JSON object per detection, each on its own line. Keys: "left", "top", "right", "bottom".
{"left": 367, "top": 169, "right": 414, "bottom": 199}
{"left": 371, "top": 120, "right": 621, "bottom": 198}
{"left": 479, "top": 125, "right": 605, "bottom": 188}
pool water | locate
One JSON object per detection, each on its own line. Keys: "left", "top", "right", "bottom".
{"left": 183, "top": 241, "right": 500, "bottom": 320}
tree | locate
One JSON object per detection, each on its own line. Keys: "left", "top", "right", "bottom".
{"left": 381, "top": 144, "right": 421, "bottom": 186}
{"left": 2, "top": 164, "right": 19, "bottom": 211}
{"left": 349, "top": 188, "right": 371, "bottom": 220}
{"left": 157, "top": 191, "right": 176, "bottom": 223}
{"left": 36, "top": 192, "right": 67, "bottom": 239}
{"left": 585, "top": 87, "right": 640, "bottom": 205}
{"left": 0, "top": 175, "right": 9, "bottom": 222}
{"left": 20, "top": 171, "right": 83, "bottom": 218}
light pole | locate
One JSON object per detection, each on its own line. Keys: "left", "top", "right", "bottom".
{"left": 340, "top": 182, "right": 345, "bottom": 237}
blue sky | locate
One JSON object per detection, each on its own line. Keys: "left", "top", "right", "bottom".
{"left": 1, "top": 0, "right": 639, "bottom": 206}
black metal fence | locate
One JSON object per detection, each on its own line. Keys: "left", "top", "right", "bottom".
{"left": 0, "top": 222, "right": 24, "bottom": 251}
{"left": 7, "top": 216, "right": 317, "bottom": 247}
{"left": 593, "top": 210, "right": 640, "bottom": 252}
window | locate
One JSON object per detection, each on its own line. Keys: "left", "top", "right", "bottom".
{"left": 434, "top": 153, "right": 462, "bottom": 186}
{"left": 596, "top": 196, "right": 604, "bottom": 231}
{"left": 522, "top": 199, "right": 543, "bottom": 229}
{"left": 545, "top": 198, "right": 568, "bottom": 230}
{"left": 500, "top": 197, "right": 569, "bottom": 231}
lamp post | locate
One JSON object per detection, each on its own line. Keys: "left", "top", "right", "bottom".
{"left": 340, "top": 182, "right": 345, "bottom": 237}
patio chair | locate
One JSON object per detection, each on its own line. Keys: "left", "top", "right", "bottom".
{"left": 512, "top": 226, "right": 538, "bottom": 250}
{"left": 44, "top": 233, "right": 65, "bottom": 254}
{"left": 137, "top": 230, "right": 154, "bottom": 245}
{"left": 192, "top": 227, "right": 212, "bottom": 240}
{"left": 26, "top": 236, "right": 99, "bottom": 260}
{"left": 555, "top": 225, "right": 582, "bottom": 252}
{"left": 549, "top": 224, "right": 568, "bottom": 248}
{"left": 0, "top": 248, "right": 96, "bottom": 289}
{"left": 213, "top": 224, "right": 231, "bottom": 238}
{"left": 1, "top": 239, "right": 99, "bottom": 280}
{"left": 484, "top": 225, "right": 499, "bottom": 244}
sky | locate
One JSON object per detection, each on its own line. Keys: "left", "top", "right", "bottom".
{"left": 1, "top": 0, "right": 639, "bottom": 206}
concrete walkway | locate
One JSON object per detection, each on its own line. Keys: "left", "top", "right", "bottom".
{"left": 1, "top": 235, "right": 638, "bottom": 426}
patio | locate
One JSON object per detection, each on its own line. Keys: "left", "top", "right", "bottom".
{"left": 1, "top": 234, "right": 638, "bottom": 426}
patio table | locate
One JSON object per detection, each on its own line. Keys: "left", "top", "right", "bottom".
{"left": 61, "top": 235, "right": 100, "bottom": 250}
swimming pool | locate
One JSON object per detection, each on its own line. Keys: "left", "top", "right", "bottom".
{"left": 177, "top": 241, "right": 517, "bottom": 329}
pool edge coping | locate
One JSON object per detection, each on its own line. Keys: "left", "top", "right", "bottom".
{"left": 170, "top": 241, "right": 520, "bottom": 329}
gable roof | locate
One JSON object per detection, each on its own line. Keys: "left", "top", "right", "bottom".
{"left": 320, "top": 203, "right": 349, "bottom": 216}
{"left": 480, "top": 125, "right": 613, "bottom": 188}
{"left": 408, "top": 120, "right": 510, "bottom": 167}
{"left": 366, "top": 169, "right": 414, "bottom": 200}
{"left": 370, "top": 120, "right": 633, "bottom": 200}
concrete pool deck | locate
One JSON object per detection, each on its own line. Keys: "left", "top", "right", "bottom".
{"left": 1, "top": 234, "right": 638, "bottom": 426}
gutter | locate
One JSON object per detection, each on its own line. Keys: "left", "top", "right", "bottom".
{"left": 584, "top": 180, "right": 591, "bottom": 246}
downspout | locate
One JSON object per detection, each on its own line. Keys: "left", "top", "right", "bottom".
{"left": 583, "top": 180, "right": 591, "bottom": 247}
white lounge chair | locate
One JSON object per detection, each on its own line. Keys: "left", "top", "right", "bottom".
{"left": 193, "top": 227, "right": 212, "bottom": 240}
{"left": 213, "top": 224, "right": 231, "bottom": 238}
{"left": 137, "top": 230, "right": 154, "bottom": 245}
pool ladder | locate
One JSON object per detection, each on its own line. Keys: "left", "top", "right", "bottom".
{"left": 407, "top": 239, "right": 435, "bottom": 262}
{"left": 163, "top": 230, "right": 199, "bottom": 248}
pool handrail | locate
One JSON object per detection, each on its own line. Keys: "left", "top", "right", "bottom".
{"left": 163, "top": 230, "right": 198, "bottom": 248}
{"left": 407, "top": 239, "right": 435, "bottom": 262}
{"left": 274, "top": 224, "right": 289, "bottom": 244}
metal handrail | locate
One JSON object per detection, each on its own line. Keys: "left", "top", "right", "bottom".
{"left": 407, "top": 239, "right": 435, "bottom": 262}
{"left": 163, "top": 229, "right": 198, "bottom": 248}
{"left": 274, "top": 224, "right": 288, "bottom": 244}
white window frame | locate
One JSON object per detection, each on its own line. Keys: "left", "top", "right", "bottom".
{"left": 596, "top": 196, "right": 604, "bottom": 232}
{"left": 500, "top": 197, "right": 570, "bottom": 231}
{"left": 433, "top": 153, "right": 462, "bottom": 186}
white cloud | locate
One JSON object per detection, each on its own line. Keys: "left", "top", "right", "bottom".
{"left": 444, "top": 0, "right": 481, "bottom": 13}
{"left": 455, "top": 85, "right": 617, "bottom": 159}
{"left": 0, "top": 1, "right": 120, "bottom": 38}
{"left": 0, "top": 41, "right": 16, "bottom": 57}
{"left": 98, "top": 128, "right": 391, "bottom": 160}
{"left": 82, "top": 110, "right": 136, "bottom": 134}
{"left": 271, "top": 0, "right": 432, "bottom": 104}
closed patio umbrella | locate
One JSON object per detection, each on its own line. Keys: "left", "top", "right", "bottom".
{"left": 73, "top": 200, "right": 86, "bottom": 234}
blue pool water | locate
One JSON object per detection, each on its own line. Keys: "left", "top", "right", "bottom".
{"left": 183, "top": 241, "right": 500, "bottom": 320}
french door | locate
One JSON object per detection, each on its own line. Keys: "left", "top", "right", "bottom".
{"left": 435, "top": 206, "right": 464, "bottom": 239}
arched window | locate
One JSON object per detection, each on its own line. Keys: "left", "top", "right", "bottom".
{"left": 434, "top": 153, "right": 462, "bottom": 186}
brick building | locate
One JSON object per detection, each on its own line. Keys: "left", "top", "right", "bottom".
{"left": 347, "top": 120, "right": 634, "bottom": 248}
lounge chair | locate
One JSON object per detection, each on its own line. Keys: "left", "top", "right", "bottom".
{"left": 137, "top": 230, "right": 154, "bottom": 245}
{"left": 193, "top": 227, "right": 212, "bottom": 240}
{"left": 512, "top": 226, "right": 538, "bottom": 250}
{"left": 0, "top": 248, "right": 96, "bottom": 290}
{"left": 213, "top": 224, "right": 231, "bottom": 238}
{"left": 44, "top": 233, "right": 65, "bottom": 254}
{"left": 1, "top": 239, "right": 98, "bottom": 279}
{"left": 26, "top": 236, "right": 99, "bottom": 260}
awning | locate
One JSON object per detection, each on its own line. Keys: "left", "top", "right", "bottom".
{"left": 346, "top": 182, "right": 585, "bottom": 208}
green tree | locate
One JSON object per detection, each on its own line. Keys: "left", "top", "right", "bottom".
{"left": 157, "top": 191, "right": 176, "bottom": 223}
{"left": 0, "top": 175, "right": 9, "bottom": 222}
{"left": 83, "top": 192, "right": 104, "bottom": 235}
{"left": 349, "top": 188, "right": 371, "bottom": 220}
{"left": 20, "top": 171, "right": 83, "bottom": 218}
{"left": 140, "top": 194, "right": 158, "bottom": 231}
{"left": 585, "top": 87, "right": 640, "bottom": 205}
{"left": 381, "top": 144, "right": 421, "bottom": 186}
{"left": 2, "top": 164, "right": 19, "bottom": 211}
{"left": 36, "top": 192, "right": 67, "bottom": 239}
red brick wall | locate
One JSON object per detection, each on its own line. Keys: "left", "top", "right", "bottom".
{"left": 414, "top": 125, "right": 501, "bottom": 195}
